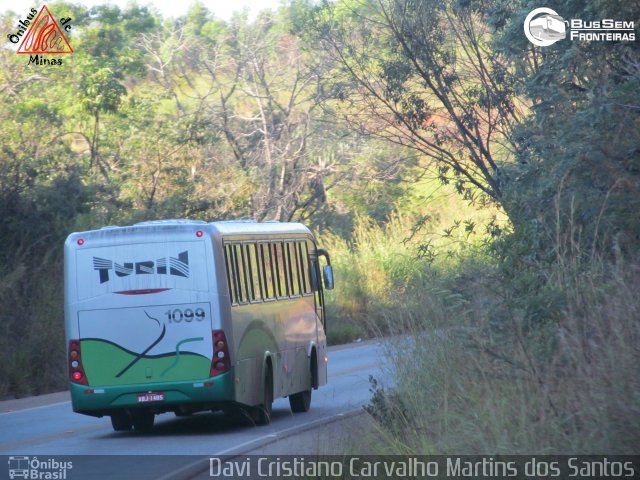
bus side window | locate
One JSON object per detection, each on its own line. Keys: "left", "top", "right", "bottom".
{"left": 309, "top": 253, "right": 326, "bottom": 329}
{"left": 309, "top": 265, "right": 318, "bottom": 291}
{"left": 248, "top": 243, "right": 262, "bottom": 302}
{"left": 224, "top": 243, "right": 238, "bottom": 305}
{"left": 269, "top": 242, "right": 280, "bottom": 298}
{"left": 273, "top": 242, "right": 288, "bottom": 298}
{"left": 233, "top": 243, "right": 248, "bottom": 304}
{"left": 297, "top": 241, "right": 310, "bottom": 294}
{"left": 230, "top": 243, "right": 242, "bottom": 304}
{"left": 287, "top": 241, "right": 301, "bottom": 296}
{"left": 242, "top": 243, "right": 256, "bottom": 302}
{"left": 259, "top": 242, "right": 274, "bottom": 300}
{"left": 307, "top": 242, "right": 319, "bottom": 291}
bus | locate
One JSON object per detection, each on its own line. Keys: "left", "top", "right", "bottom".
{"left": 64, "top": 219, "right": 334, "bottom": 431}
{"left": 529, "top": 14, "right": 566, "bottom": 41}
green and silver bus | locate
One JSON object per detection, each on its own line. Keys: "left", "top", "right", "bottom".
{"left": 64, "top": 219, "right": 334, "bottom": 431}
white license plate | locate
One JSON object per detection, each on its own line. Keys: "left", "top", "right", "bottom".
{"left": 137, "top": 392, "right": 164, "bottom": 403}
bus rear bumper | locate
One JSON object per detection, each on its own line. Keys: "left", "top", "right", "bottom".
{"left": 70, "top": 370, "right": 235, "bottom": 417}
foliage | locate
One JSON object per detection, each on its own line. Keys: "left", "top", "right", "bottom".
{"left": 320, "top": 202, "right": 495, "bottom": 338}
{"left": 364, "top": 254, "right": 640, "bottom": 454}
{"left": 307, "top": 0, "right": 524, "bottom": 202}
{"left": 495, "top": 0, "right": 640, "bottom": 263}
{"left": 356, "top": 0, "right": 640, "bottom": 454}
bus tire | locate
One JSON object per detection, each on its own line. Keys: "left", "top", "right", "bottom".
{"left": 289, "top": 388, "right": 311, "bottom": 413}
{"left": 255, "top": 365, "right": 273, "bottom": 426}
{"left": 131, "top": 410, "right": 155, "bottom": 431}
{"left": 289, "top": 356, "right": 314, "bottom": 413}
{"left": 110, "top": 411, "right": 132, "bottom": 431}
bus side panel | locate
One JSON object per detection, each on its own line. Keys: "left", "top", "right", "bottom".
{"left": 281, "top": 295, "right": 320, "bottom": 395}
{"left": 234, "top": 357, "right": 262, "bottom": 406}
{"left": 231, "top": 303, "right": 281, "bottom": 406}
{"left": 231, "top": 296, "right": 319, "bottom": 405}
{"left": 64, "top": 237, "right": 79, "bottom": 344}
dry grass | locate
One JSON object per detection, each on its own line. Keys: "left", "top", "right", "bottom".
{"left": 363, "top": 235, "right": 640, "bottom": 453}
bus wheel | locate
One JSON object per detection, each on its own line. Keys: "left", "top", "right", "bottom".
{"left": 110, "top": 412, "right": 132, "bottom": 431}
{"left": 289, "top": 354, "right": 315, "bottom": 413}
{"left": 289, "top": 388, "right": 311, "bottom": 413}
{"left": 255, "top": 366, "right": 273, "bottom": 426}
{"left": 131, "top": 410, "right": 155, "bottom": 431}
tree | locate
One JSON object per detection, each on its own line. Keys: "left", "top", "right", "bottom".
{"left": 309, "top": 0, "right": 524, "bottom": 204}
{"left": 491, "top": 0, "right": 640, "bottom": 258}
{"left": 0, "top": 15, "right": 89, "bottom": 394}
{"left": 141, "top": 6, "right": 346, "bottom": 222}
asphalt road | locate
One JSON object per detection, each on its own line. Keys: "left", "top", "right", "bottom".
{"left": 0, "top": 340, "right": 384, "bottom": 479}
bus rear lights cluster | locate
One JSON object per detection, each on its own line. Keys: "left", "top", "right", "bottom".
{"left": 210, "top": 330, "right": 230, "bottom": 377}
{"left": 68, "top": 340, "right": 88, "bottom": 385}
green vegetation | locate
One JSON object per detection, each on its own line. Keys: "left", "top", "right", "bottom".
{"left": 1, "top": 0, "right": 638, "bottom": 454}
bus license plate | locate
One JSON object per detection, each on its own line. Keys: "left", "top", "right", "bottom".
{"left": 137, "top": 392, "right": 164, "bottom": 403}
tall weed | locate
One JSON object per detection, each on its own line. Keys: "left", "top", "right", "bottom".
{"left": 319, "top": 212, "right": 480, "bottom": 342}
{"left": 362, "top": 203, "right": 640, "bottom": 453}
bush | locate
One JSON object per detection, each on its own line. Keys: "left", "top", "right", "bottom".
{"left": 364, "top": 254, "right": 640, "bottom": 454}
{"left": 319, "top": 211, "right": 490, "bottom": 340}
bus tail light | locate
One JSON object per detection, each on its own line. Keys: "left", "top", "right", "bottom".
{"left": 210, "top": 330, "right": 230, "bottom": 377}
{"left": 68, "top": 340, "right": 88, "bottom": 385}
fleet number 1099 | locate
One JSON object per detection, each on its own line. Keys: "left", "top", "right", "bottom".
{"left": 165, "top": 307, "right": 206, "bottom": 323}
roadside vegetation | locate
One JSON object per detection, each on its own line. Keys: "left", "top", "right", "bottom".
{"left": 1, "top": 0, "right": 638, "bottom": 454}
{"left": 361, "top": 224, "right": 640, "bottom": 454}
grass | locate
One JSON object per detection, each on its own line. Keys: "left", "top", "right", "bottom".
{"left": 316, "top": 188, "right": 640, "bottom": 454}
{"left": 349, "top": 211, "right": 640, "bottom": 454}
{"left": 319, "top": 206, "right": 497, "bottom": 344}
{"left": 376, "top": 262, "right": 639, "bottom": 453}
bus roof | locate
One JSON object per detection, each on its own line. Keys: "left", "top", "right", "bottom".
{"left": 210, "top": 220, "right": 311, "bottom": 236}
{"left": 67, "top": 219, "right": 312, "bottom": 241}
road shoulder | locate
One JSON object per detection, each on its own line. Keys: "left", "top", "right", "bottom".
{"left": 0, "top": 391, "right": 70, "bottom": 414}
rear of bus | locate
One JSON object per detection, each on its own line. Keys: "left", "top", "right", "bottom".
{"left": 64, "top": 221, "right": 233, "bottom": 430}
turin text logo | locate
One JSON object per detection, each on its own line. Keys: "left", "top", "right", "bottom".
{"left": 93, "top": 251, "right": 190, "bottom": 284}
